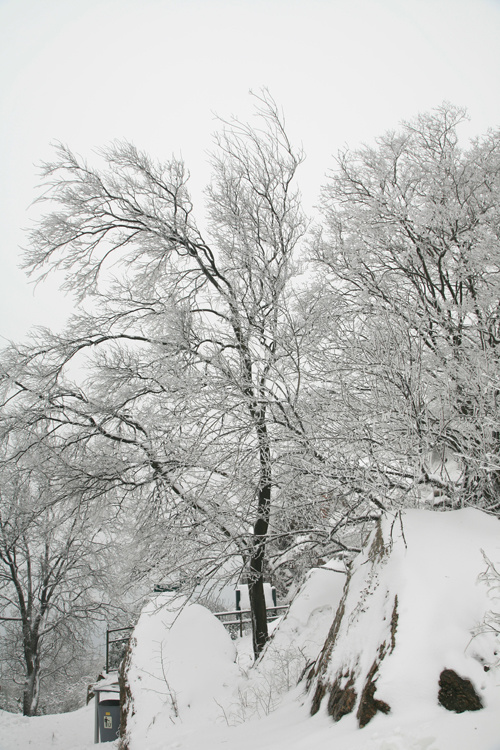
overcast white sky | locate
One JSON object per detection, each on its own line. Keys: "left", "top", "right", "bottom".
{"left": 1, "top": 0, "right": 499, "bottom": 341}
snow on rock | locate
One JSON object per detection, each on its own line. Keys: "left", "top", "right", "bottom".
{"left": 119, "top": 593, "right": 239, "bottom": 749}
{"left": 271, "top": 560, "right": 347, "bottom": 661}
{"left": 307, "top": 508, "right": 500, "bottom": 729}
{"left": 260, "top": 561, "right": 346, "bottom": 677}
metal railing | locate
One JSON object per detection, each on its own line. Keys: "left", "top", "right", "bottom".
{"left": 105, "top": 626, "right": 134, "bottom": 673}
{"left": 213, "top": 605, "right": 289, "bottom": 638}
{"left": 105, "top": 605, "right": 289, "bottom": 670}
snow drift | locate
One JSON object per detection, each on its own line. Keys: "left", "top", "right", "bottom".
{"left": 119, "top": 563, "right": 346, "bottom": 746}
{"left": 227, "top": 561, "right": 347, "bottom": 723}
{"left": 119, "top": 595, "right": 240, "bottom": 749}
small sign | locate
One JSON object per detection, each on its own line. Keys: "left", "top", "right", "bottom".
{"left": 104, "top": 715, "right": 113, "bottom": 729}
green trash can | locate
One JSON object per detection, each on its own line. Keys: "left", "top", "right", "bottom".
{"left": 93, "top": 682, "right": 120, "bottom": 743}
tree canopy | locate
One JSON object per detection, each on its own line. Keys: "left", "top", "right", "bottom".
{"left": 1, "top": 98, "right": 500, "bottom": 710}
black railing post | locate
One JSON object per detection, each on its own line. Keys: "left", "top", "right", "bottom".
{"left": 105, "top": 628, "right": 109, "bottom": 674}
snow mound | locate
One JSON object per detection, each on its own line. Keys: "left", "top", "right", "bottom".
{"left": 268, "top": 561, "right": 347, "bottom": 663}
{"left": 308, "top": 508, "right": 500, "bottom": 728}
{"left": 221, "top": 563, "right": 347, "bottom": 724}
{"left": 120, "top": 594, "right": 239, "bottom": 749}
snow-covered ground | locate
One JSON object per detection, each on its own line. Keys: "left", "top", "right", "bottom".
{"left": 2, "top": 508, "right": 500, "bottom": 750}
{"left": 1, "top": 685, "right": 500, "bottom": 750}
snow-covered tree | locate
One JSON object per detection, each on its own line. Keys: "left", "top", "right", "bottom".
{"left": 314, "top": 105, "right": 500, "bottom": 510}
{"left": 2, "top": 92, "right": 314, "bottom": 657}
{"left": 0, "top": 455, "right": 120, "bottom": 715}
{"left": 4, "top": 99, "right": 500, "bottom": 679}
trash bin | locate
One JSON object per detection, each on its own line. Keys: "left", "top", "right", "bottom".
{"left": 93, "top": 681, "right": 120, "bottom": 743}
{"left": 98, "top": 697, "right": 120, "bottom": 742}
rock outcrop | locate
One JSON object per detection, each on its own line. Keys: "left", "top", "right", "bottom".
{"left": 307, "top": 509, "right": 500, "bottom": 727}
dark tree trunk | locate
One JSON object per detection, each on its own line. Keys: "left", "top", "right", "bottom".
{"left": 4, "top": 548, "right": 42, "bottom": 716}
{"left": 248, "top": 487, "right": 271, "bottom": 658}
{"left": 248, "top": 415, "right": 272, "bottom": 658}
{"left": 22, "top": 650, "right": 40, "bottom": 716}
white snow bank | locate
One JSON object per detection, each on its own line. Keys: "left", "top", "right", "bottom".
{"left": 219, "top": 562, "right": 347, "bottom": 724}
{"left": 4, "top": 509, "right": 500, "bottom": 750}
{"left": 0, "top": 703, "right": 96, "bottom": 750}
{"left": 122, "top": 593, "right": 239, "bottom": 749}
{"left": 261, "top": 561, "right": 347, "bottom": 671}
{"left": 379, "top": 509, "right": 500, "bottom": 714}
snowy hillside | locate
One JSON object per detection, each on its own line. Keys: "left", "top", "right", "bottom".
{"left": 1, "top": 508, "right": 500, "bottom": 750}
